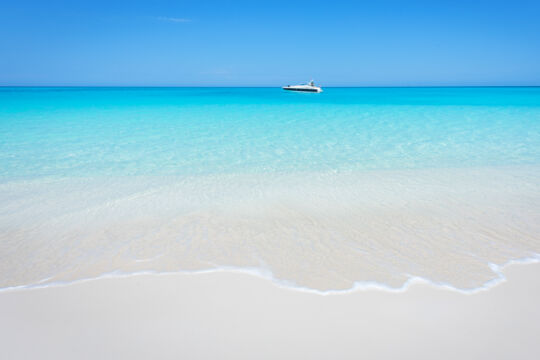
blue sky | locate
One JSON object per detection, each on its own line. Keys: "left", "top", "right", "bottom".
{"left": 1, "top": 0, "right": 539, "bottom": 86}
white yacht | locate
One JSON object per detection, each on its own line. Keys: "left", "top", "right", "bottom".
{"left": 282, "top": 80, "right": 323, "bottom": 93}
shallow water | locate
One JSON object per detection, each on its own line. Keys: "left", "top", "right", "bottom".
{"left": 1, "top": 87, "right": 539, "bottom": 292}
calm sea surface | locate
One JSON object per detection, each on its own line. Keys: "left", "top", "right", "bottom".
{"left": 1, "top": 87, "right": 539, "bottom": 292}
{"left": 1, "top": 87, "right": 539, "bottom": 179}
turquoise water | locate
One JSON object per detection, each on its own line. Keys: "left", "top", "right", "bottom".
{"left": 1, "top": 87, "right": 539, "bottom": 179}
{"left": 1, "top": 87, "right": 540, "bottom": 292}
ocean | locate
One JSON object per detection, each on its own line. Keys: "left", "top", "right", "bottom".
{"left": 1, "top": 87, "right": 539, "bottom": 292}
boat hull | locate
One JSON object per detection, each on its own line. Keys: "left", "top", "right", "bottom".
{"left": 282, "top": 87, "right": 322, "bottom": 93}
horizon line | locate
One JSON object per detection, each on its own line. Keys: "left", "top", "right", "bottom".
{"left": 1, "top": 85, "right": 540, "bottom": 89}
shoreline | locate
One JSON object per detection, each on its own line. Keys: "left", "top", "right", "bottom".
{"left": 1, "top": 261, "right": 540, "bottom": 359}
{"left": 1, "top": 253, "right": 539, "bottom": 296}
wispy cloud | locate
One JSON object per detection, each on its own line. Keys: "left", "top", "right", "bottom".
{"left": 156, "top": 16, "right": 192, "bottom": 23}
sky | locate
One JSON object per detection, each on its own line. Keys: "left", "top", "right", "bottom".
{"left": 1, "top": 0, "right": 539, "bottom": 86}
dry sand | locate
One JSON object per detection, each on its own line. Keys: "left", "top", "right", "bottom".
{"left": 1, "top": 262, "right": 539, "bottom": 360}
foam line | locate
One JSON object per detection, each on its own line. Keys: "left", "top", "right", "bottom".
{"left": 1, "top": 254, "right": 538, "bottom": 296}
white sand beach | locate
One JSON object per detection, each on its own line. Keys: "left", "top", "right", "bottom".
{"left": 2, "top": 0, "right": 540, "bottom": 358}
{"left": 1, "top": 261, "right": 539, "bottom": 360}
